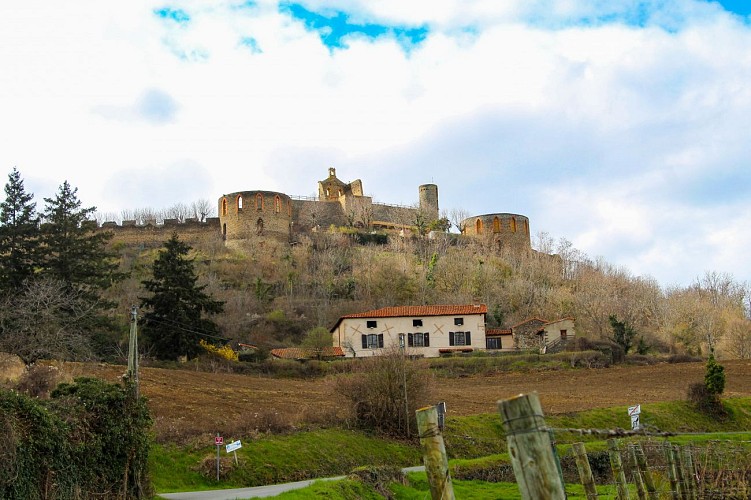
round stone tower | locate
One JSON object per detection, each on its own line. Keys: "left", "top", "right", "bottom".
{"left": 218, "top": 190, "right": 293, "bottom": 242}
{"left": 419, "top": 184, "right": 439, "bottom": 221}
{"left": 460, "top": 213, "right": 531, "bottom": 249}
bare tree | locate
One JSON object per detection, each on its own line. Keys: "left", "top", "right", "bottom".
{"left": 191, "top": 198, "right": 214, "bottom": 222}
{"left": 164, "top": 202, "right": 190, "bottom": 222}
{"left": 448, "top": 207, "right": 470, "bottom": 233}
{"left": 0, "top": 278, "right": 97, "bottom": 363}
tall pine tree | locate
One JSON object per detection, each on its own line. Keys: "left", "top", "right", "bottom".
{"left": 140, "top": 233, "right": 224, "bottom": 360}
{"left": 39, "top": 180, "right": 121, "bottom": 301}
{"left": 0, "top": 168, "right": 40, "bottom": 293}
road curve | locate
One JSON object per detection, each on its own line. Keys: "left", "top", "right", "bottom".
{"left": 159, "top": 467, "right": 425, "bottom": 499}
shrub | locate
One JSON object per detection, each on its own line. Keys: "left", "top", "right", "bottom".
{"left": 1, "top": 377, "right": 152, "bottom": 498}
{"left": 336, "top": 347, "right": 434, "bottom": 438}
{"left": 567, "top": 337, "right": 625, "bottom": 364}
{"left": 687, "top": 382, "right": 725, "bottom": 417}
{"left": 14, "top": 363, "right": 66, "bottom": 398}
{"left": 238, "top": 348, "right": 269, "bottom": 363}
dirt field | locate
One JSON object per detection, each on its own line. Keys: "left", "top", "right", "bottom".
{"left": 61, "top": 360, "right": 751, "bottom": 441}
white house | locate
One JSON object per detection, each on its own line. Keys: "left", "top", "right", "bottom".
{"left": 330, "top": 304, "right": 488, "bottom": 358}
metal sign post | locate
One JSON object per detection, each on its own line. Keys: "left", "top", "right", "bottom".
{"left": 215, "top": 434, "right": 223, "bottom": 481}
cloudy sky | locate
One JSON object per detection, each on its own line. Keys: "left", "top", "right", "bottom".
{"left": 1, "top": 0, "right": 749, "bottom": 288}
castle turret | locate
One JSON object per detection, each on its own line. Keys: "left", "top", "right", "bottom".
{"left": 419, "top": 184, "right": 439, "bottom": 221}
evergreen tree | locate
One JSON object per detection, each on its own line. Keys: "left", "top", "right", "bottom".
{"left": 0, "top": 168, "right": 40, "bottom": 293}
{"left": 609, "top": 314, "right": 636, "bottom": 354}
{"left": 38, "top": 180, "right": 121, "bottom": 301}
{"left": 140, "top": 233, "right": 224, "bottom": 360}
{"left": 705, "top": 351, "right": 726, "bottom": 395}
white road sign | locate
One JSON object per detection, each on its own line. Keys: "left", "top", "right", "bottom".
{"left": 226, "top": 440, "right": 242, "bottom": 453}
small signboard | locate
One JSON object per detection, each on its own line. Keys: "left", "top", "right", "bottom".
{"left": 226, "top": 440, "right": 242, "bottom": 453}
{"left": 215, "top": 435, "right": 224, "bottom": 446}
{"left": 436, "top": 402, "right": 447, "bottom": 431}
{"left": 628, "top": 404, "right": 641, "bottom": 430}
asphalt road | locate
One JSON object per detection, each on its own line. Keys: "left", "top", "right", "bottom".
{"left": 159, "top": 467, "right": 425, "bottom": 499}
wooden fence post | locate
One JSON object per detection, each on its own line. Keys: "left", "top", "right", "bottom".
{"left": 573, "top": 442, "right": 598, "bottom": 499}
{"left": 632, "top": 443, "right": 658, "bottom": 500}
{"left": 681, "top": 447, "right": 698, "bottom": 500}
{"left": 629, "top": 445, "right": 647, "bottom": 500}
{"left": 671, "top": 445, "right": 686, "bottom": 500}
{"left": 607, "top": 438, "right": 629, "bottom": 500}
{"left": 664, "top": 442, "right": 679, "bottom": 499}
{"left": 416, "top": 405, "right": 455, "bottom": 500}
{"left": 498, "top": 392, "right": 566, "bottom": 500}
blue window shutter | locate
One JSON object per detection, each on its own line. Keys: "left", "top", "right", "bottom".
{"left": 378, "top": 334, "right": 384, "bottom": 348}
{"left": 424, "top": 332, "right": 430, "bottom": 347}
{"left": 449, "top": 332, "right": 455, "bottom": 346}
{"left": 466, "top": 332, "right": 472, "bottom": 345}
{"left": 361, "top": 335, "right": 367, "bottom": 349}
{"left": 408, "top": 333, "right": 414, "bottom": 347}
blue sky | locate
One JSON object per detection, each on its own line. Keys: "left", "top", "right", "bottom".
{"left": 1, "top": 0, "right": 750, "bottom": 288}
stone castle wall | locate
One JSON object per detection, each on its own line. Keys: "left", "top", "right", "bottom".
{"left": 100, "top": 218, "right": 220, "bottom": 247}
{"left": 219, "top": 191, "right": 292, "bottom": 241}
{"left": 293, "top": 199, "right": 349, "bottom": 231}
{"left": 461, "top": 213, "right": 531, "bottom": 249}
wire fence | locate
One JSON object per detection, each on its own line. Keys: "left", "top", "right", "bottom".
{"left": 548, "top": 426, "right": 751, "bottom": 499}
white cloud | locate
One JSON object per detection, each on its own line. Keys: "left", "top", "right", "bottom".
{"left": 1, "top": 0, "right": 750, "bottom": 286}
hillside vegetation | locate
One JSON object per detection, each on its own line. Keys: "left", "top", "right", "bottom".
{"left": 103, "top": 227, "right": 749, "bottom": 360}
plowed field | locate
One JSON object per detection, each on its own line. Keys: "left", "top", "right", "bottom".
{"left": 62, "top": 360, "right": 751, "bottom": 442}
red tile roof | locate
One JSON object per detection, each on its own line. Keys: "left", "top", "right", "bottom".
{"left": 270, "top": 346, "right": 345, "bottom": 360}
{"left": 331, "top": 304, "right": 487, "bottom": 332}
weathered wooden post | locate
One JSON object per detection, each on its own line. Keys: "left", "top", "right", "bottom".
{"left": 416, "top": 405, "right": 455, "bottom": 500}
{"left": 573, "top": 442, "right": 598, "bottom": 499}
{"left": 671, "top": 445, "right": 686, "bottom": 500}
{"left": 498, "top": 392, "right": 566, "bottom": 500}
{"left": 681, "top": 447, "right": 698, "bottom": 500}
{"left": 664, "top": 442, "right": 679, "bottom": 499}
{"left": 607, "top": 438, "right": 629, "bottom": 500}
{"left": 629, "top": 445, "right": 647, "bottom": 500}
{"left": 632, "top": 443, "right": 658, "bottom": 499}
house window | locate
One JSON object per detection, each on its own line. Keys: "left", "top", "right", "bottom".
{"left": 493, "top": 217, "right": 500, "bottom": 233}
{"left": 256, "top": 193, "right": 264, "bottom": 210}
{"left": 476, "top": 218, "right": 483, "bottom": 234}
{"left": 361, "top": 333, "right": 383, "bottom": 349}
{"left": 221, "top": 198, "right": 228, "bottom": 216}
{"left": 454, "top": 318, "right": 464, "bottom": 326}
{"left": 399, "top": 333, "right": 405, "bottom": 348}
{"left": 408, "top": 332, "right": 430, "bottom": 347}
{"left": 413, "top": 319, "right": 423, "bottom": 327}
{"left": 274, "top": 195, "right": 281, "bottom": 213}
{"left": 560, "top": 329, "right": 567, "bottom": 339}
{"left": 366, "top": 320, "right": 377, "bottom": 329}
{"left": 449, "top": 331, "right": 471, "bottom": 346}
{"left": 237, "top": 195, "right": 243, "bottom": 210}
{"left": 487, "top": 338, "right": 501, "bottom": 349}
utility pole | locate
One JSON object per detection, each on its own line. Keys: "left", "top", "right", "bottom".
{"left": 127, "top": 305, "right": 140, "bottom": 398}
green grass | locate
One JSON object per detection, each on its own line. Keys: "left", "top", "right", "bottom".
{"left": 151, "top": 397, "right": 751, "bottom": 495}
{"left": 151, "top": 428, "right": 421, "bottom": 493}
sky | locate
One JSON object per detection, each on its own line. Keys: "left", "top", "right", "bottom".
{"left": 1, "top": 0, "right": 750, "bottom": 289}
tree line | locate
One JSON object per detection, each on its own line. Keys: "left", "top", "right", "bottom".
{"left": 0, "top": 168, "right": 224, "bottom": 363}
{"left": 2, "top": 166, "right": 749, "bottom": 364}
